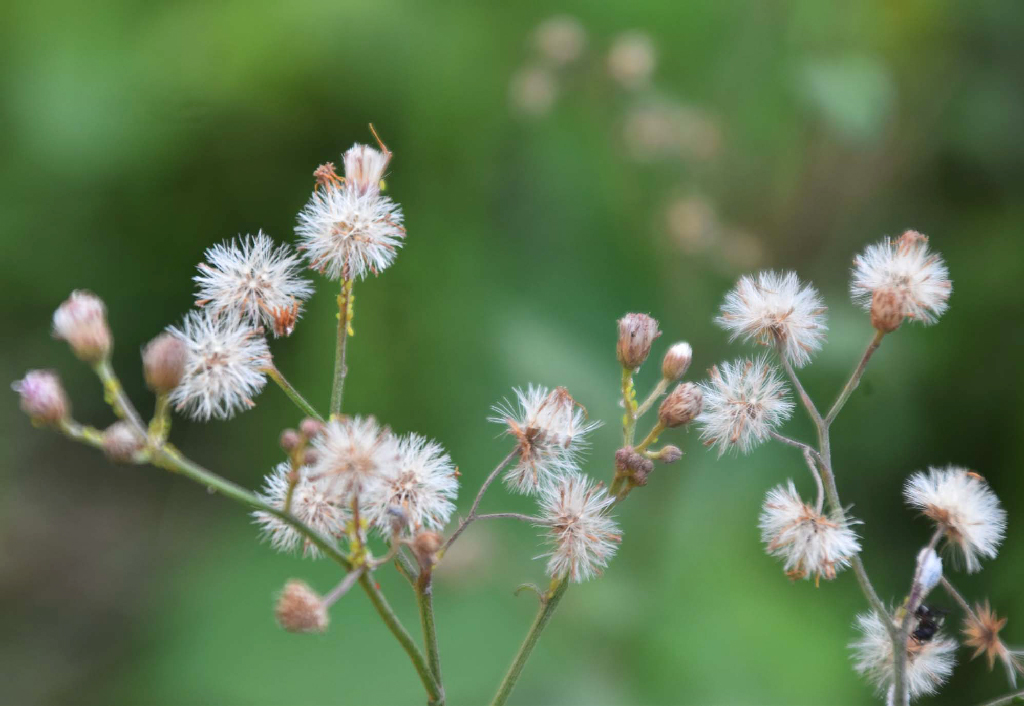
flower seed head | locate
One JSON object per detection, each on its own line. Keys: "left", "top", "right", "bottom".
{"left": 904, "top": 466, "right": 1006, "bottom": 573}
{"left": 307, "top": 416, "right": 398, "bottom": 504}
{"left": 12, "top": 370, "right": 69, "bottom": 425}
{"left": 275, "top": 579, "right": 328, "bottom": 634}
{"left": 962, "top": 601, "right": 1024, "bottom": 686}
{"left": 870, "top": 287, "right": 907, "bottom": 333}
{"left": 661, "top": 342, "right": 693, "bottom": 381}
{"left": 52, "top": 290, "right": 112, "bottom": 362}
{"left": 537, "top": 472, "right": 621, "bottom": 583}
{"left": 342, "top": 143, "right": 391, "bottom": 197}
{"left": 253, "top": 463, "right": 350, "bottom": 557}
{"left": 102, "top": 421, "right": 145, "bottom": 462}
{"left": 851, "top": 230, "right": 952, "bottom": 326}
{"left": 617, "top": 313, "right": 661, "bottom": 370}
{"left": 167, "top": 310, "right": 271, "bottom": 422}
{"left": 658, "top": 382, "right": 703, "bottom": 428}
{"left": 142, "top": 332, "right": 188, "bottom": 393}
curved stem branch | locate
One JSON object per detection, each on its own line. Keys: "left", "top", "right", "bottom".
{"left": 440, "top": 448, "right": 517, "bottom": 556}
{"left": 416, "top": 571, "right": 444, "bottom": 701}
{"left": 975, "top": 689, "right": 1024, "bottom": 706}
{"left": 94, "top": 359, "right": 147, "bottom": 433}
{"left": 265, "top": 365, "right": 324, "bottom": 421}
{"left": 476, "top": 513, "right": 541, "bottom": 523}
{"left": 825, "top": 330, "right": 885, "bottom": 427}
{"left": 330, "top": 278, "right": 354, "bottom": 416}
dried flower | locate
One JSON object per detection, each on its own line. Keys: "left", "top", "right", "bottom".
{"left": 167, "top": 310, "right": 270, "bottom": 421}
{"left": 254, "top": 463, "right": 349, "bottom": 557}
{"left": 962, "top": 600, "right": 1024, "bottom": 686}
{"left": 851, "top": 230, "right": 952, "bottom": 326}
{"left": 850, "top": 609, "right": 956, "bottom": 702}
{"left": 661, "top": 342, "right": 693, "bottom": 381}
{"left": 12, "top": 370, "right": 69, "bottom": 425}
{"left": 490, "top": 385, "right": 600, "bottom": 494}
{"left": 617, "top": 313, "right": 662, "bottom": 370}
{"left": 193, "top": 232, "right": 313, "bottom": 337}
{"left": 759, "top": 480, "right": 860, "bottom": 584}
{"left": 52, "top": 290, "right": 112, "bottom": 362}
{"left": 870, "top": 287, "right": 907, "bottom": 334}
{"left": 142, "top": 332, "right": 188, "bottom": 393}
{"left": 607, "top": 31, "right": 656, "bottom": 89}
{"left": 904, "top": 467, "right": 1006, "bottom": 573}
{"left": 658, "top": 382, "right": 703, "bottom": 428}
{"left": 716, "top": 271, "right": 827, "bottom": 368}
{"left": 307, "top": 416, "right": 398, "bottom": 504}
{"left": 295, "top": 173, "right": 405, "bottom": 282}
{"left": 342, "top": 143, "right": 391, "bottom": 197}
{"left": 275, "top": 579, "right": 328, "bottom": 633}
{"left": 102, "top": 421, "right": 145, "bottom": 462}
{"left": 537, "top": 472, "right": 620, "bottom": 583}
{"left": 697, "top": 356, "right": 794, "bottom": 456}
{"left": 534, "top": 15, "right": 586, "bottom": 66}
{"left": 614, "top": 447, "right": 653, "bottom": 485}
{"left": 365, "top": 433, "right": 459, "bottom": 535}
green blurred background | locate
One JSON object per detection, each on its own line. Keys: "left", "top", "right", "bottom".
{"left": 3, "top": 1, "right": 1023, "bottom": 704}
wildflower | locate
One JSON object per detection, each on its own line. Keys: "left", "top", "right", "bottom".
{"left": 661, "top": 341, "right": 693, "bottom": 381}
{"left": 534, "top": 15, "right": 586, "bottom": 66}
{"left": 759, "top": 480, "right": 860, "bottom": 584}
{"left": 254, "top": 463, "right": 349, "bottom": 557}
{"left": 490, "top": 385, "right": 600, "bottom": 494}
{"left": 102, "top": 421, "right": 145, "bottom": 462}
{"left": 364, "top": 433, "right": 459, "bottom": 535}
{"left": 696, "top": 356, "right": 793, "bottom": 456}
{"left": 850, "top": 609, "right": 956, "bottom": 702}
{"left": 295, "top": 162, "right": 405, "bottom": 281}
{"left": 52, "top": 290, "right": 112, "bottom": 362}
{"left": 342, "top": 143, "right": 390, "bottom": 197}
{"left": 307, "top": 416, "right": 398, "bottom": 504}
{"left": 607, "top": 31, "right": 656, "bottom": 89}
{"left": 962, "top": 600, "right": 1024, "bottom": 686}
{"left": 275, "top": 579, "right": 328, "bottom": 633}
{"left": 658, "top": 382, "right": 703, "bottom": 428}
{"left": 903, "top": 467, "right": 1006, "bottom": 573}
{"left": 509, "top": 66, "right": 558, "bottom": 116}
{"left": 142, "top": 332, "right": 188, "bottom": 393}
{"left": 617, "top": 313, "right": 662, "bottom": 370}
{"left": 12, "top": 370, "right": 69, "bottom": 425}
{"left": 850, "top": 230, "right": 952, "bottom": 326}
{"left": 193, "top": 232, "right": 313, "bottom": 337}
{"left": 167, "top": 310, "right": 271, "bottom": 421}
{"left": 716, "top": 271, "right": 827, "bottom": 368}
{"left": 537, "top": 472, "right": 620, "bottom": 582}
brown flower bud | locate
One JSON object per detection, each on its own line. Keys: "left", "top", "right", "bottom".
{"left": 102, "top": 421, "right": 146, "bottom": 462}
{"left": 870, "top": 288, "right": 906, "bottom": 333}
{"left": 275, "top": 579, "right": 328, "bottom": 634}
{"left": 615, "top": 447, "right": 653, "bottom": 476}
{"left": 658, "top": 383, "right": 703, "bottom": 428}
{"left": 12, "top": 370, "right": 69, "bottom": 425}
{"left": 617, "top": 313, "right": 662, "bottom": 370}
{"left": 53, "top": 290, "right": 112, "bottom": 363}
{"left": 280, "top": 429, "right": 301, "bottom": 452}
{"left": 142, "top": 333, "right": 187, "bottom": 393}
{"left": 661, "top": 342, "right": 693, "bottom": 381}
{"left": 299, "top": 418, "right": 325, "bottom": 439}
{"left": 652, "top": 445, "right": 683, "bottom": 464}
{"left": 412, "top": 530, "right": 444, "bottom": 568}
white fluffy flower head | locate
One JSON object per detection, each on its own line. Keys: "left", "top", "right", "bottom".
{"left": 308, "top": 416, "right": 399, "bottom": 504}
{"left": 490, "top": 385, "right": 600, "bottom": 494}
{"left": 537, "top": 472, "right": 620, "bottom": 583}
{"left": 716, "top": 270, "right": 827, "bottom": 367}
{"left": 167, "top": 310, "right": 270, "bottom": 421}
{"left": 850, "top": 230, "right": 952, "bottom": 325}
{"left": 850, "top": 609, "right": 956, "bottom": 703}
{"left": 296, "top": 146, "right": 405, "bottom": 281}
{"left": 904, "top": 466, "right": 1006, "bottom": 573}
{"left": 194, "top": 231, "right": 312, "bottom": 337}
{"left": 697, "top": 356, "right": 793, "bottom": 456}
{"left": 759, "top": 480, "right": 861, "bottom": 584}
{"left": 254, "top": 463, "right": 349, "bottom": 557}
{"left": 365, "top": 433, "right": 459, "bottom": 535}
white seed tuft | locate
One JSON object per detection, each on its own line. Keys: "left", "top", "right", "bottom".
{"left": 537, "top": 472, "right": 620, "bottom": 583}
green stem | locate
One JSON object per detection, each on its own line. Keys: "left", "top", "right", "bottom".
{"left": 359, "top": 573, "right": 443, "bottom": 705}
{"left": 266, "top": 366, "right": 325, "bottom": 421}
{"left": 825, "top": 330, "right": 884, "bottom": 427}
{"left": 94, "top": 359, "right": 147, "bottom": 432}
{"left": 417, "top": 572, "right": 444, "bottom": 698}
{"left": 330, "top": 278, "right": 354, "bottom": 416}
{"left": 975, "top": 689, "right": 1024, "bottom": 706}
{"left": 491, "top": 576, "right": 570, "bottom": 706}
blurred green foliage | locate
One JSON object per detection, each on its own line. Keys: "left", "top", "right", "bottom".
{"left": 2, "top": 1, "right": 1023, "bottom": 704}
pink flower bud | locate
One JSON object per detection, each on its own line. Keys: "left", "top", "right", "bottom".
{"left": 142, "top": 333, "right": 187, "bottom": 393}
{"left": 275, "top": 580, "right": 328, "bottom": 634}
{"left": 53, "top": 290, "right": 112, "bottom": 363}
{"left": 12, "top": 370, "right": 69, "bottom": 424}
{"left": 661, "top": 342, "right": 693, "bottom": 381}
{"left": 658, "top": 382, "right": 703, "bottom": 428}
{"left": 617, "top": 313, "right": 661, "bottom": 370}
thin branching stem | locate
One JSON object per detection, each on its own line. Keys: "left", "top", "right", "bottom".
{"left": 330, "top": 277, "right": 354, "bottom": 416}
{"left": 265, "top": 365, "right": 324, "bottom": 421}
{"left": 416, "top": 570, "right": 444, "bottom": 701}
{"left": 634, "top": 378, "right": 668, "bottom": 419}
{"left": 940, "top": 576, "right": 980, "bottom": 623}
{"left": 94, "top": 359, "right": 147, "bottom": 433}
{"left": 323, "top": 568, "right": 364, "bottom": 607}
{"left": 826, "top": 330, "right": 885, "bottom": 427}
{"left": 974, "top": 689, "right": 1024, "bottom": 706}
{"left": 476, "top": 513, "right": 541, "bottom": 523}
{"left": 440, "top": 448, "right": 518, "bottom": 556}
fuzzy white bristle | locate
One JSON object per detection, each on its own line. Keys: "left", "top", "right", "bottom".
{"left": 253, "top": 463, "right": 349, "bottom": 558}
{"left": 307, "top": 416, "right": 399, "bottom": 504}
{"left": 850, "top": 231, "right": 952, "bottom": 325}
{"left": 536, "top": 472, "right": 620, "bottom": 583}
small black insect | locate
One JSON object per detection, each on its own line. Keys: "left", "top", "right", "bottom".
{"left": 911, "top": 604, "right": 949, "bottom": 643}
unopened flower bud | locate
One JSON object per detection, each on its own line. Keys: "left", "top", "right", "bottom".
{"left": 280, "top": 429, "right": 301, "bottom": 452}
{"left": 658, "top": 382, "right": 703, "bottom": 428}
{"left": 870, "top": 287, "right": 906, "bottom": 333}
{"left": 661, "top": 342, "right": 693, "bottom": 381}
{"left": 617, "top": 313, "right": 661, "bottom": 370}
{"left": 299, "top": 418, "right": 325, "bottom": 439}
{"left": 102, "top": 421, "right": 146, "bottom": 462}
{"left": 651, "top": 445, "right": 683, "bottom": 464}
{"left": 12, "top": 370, "right": 69, "bottom": 425}
{"left": 412, "top": 530, "right": 444, "bottom": 568}
{"left": 275, "top": 579, "right": 328, "bottom": 634}
{"left": 917, "top": 547, "right": 943, "bottom": 595}
{"left": 615, "top": 447, "right": 653, "bottom": 476}
{"left": 142, "top": 333, "right": 187, "bottom": 393}
{"left": 53, "top": 290, "right": 112, "bottom": 363}
{"left": 302, "top": 448, "right": 320, "bottom": 466}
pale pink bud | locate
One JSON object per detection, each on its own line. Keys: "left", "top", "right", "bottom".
{"left": 142, "top": 333, "right": 187, "bottom": 393}
{"left": 12, "top": 370, "right": 69, "bottom": 424}
{"left": 275, "top": 580, "right": 328, "bottom": 634}
{"left": 53, "top": 290, "right": 112, "bottom": 362}
{"left": 658, "top": 382, "right": 703, "bottom": 428}
{"left": 617, "top": 313, "right": 661, "bottom": 370}
{"left": 661, "top": 342, "right": 693, "bottom": 381}
{"left": 102, "top": 421, "right": 145, "bottom": 462}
